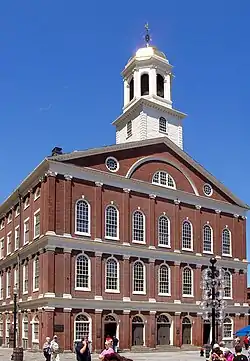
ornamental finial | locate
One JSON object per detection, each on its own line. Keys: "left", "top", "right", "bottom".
{"left": 144, "top": 23, "right": 151, "bottom": 47}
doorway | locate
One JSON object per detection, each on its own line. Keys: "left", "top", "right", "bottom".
{"left": 203, "top": 321, "right": 211, "bottom": 345}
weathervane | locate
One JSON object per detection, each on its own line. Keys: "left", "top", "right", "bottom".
{"left": 144, "top": 23, "right": 151, "bottom": 47}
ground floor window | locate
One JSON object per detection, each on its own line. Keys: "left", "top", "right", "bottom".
{"left": 74, "top": 314, "right": 91, "bottom": 342}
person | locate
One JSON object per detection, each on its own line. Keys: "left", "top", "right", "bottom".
{"left": 112, "top": 336, "right": 119, "bottom": 353}
{"left": 51, "top": 335, "right": 60, "bottom": 361}
{"left": 244, "top": 336, "right": 249, "bottom": 350}
{"left": 75, "top": 336, "right": 91, "bottom": 361}
{"left": 99, "top": 341, "right": 114, "bottom": 360}
{"left": 233, "top": 345, "right": 248, "bottom": 361}
{"left": 43, "top": 337, "right": 52, "bottom": 361}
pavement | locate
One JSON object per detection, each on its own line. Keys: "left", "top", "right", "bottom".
{"left": 0, "top": 349, "right": 216, "bottom": 361}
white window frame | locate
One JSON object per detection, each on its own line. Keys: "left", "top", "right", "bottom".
{"left": 105, "top": 205, "right": 119, "bottom": 240}
{"left": 222, "top": 317, "right": 233, "bottom": 341}
{"left": 14, "top": 226, "right": 20, "bottom": 251}
{"left": 74, "top": 312, "right": 92, "bottom": 342}
{"left": 105, "top": 257, "right": 120, "bottom": 293}
{"left": 31, "top": 315, "right": 39, "bottom": 343}
{"left": 181, "top": 220, "right": 193, "bottom": 251}
{"left": 223, "top": 271, "right": 233, "bottom": 300}
{"left": 34, "top": 187, "right": 41, "bottom": 201}
{"left": 75, "top": 199, "right": 91, "bottom": 236}
{"left": 0, "top": 219, "right": 4, "bottom": 230}
{"left": 222, "top": 228, "right": 232, "bottom": 257}
{"left": 6, "top": 271, "right": 11, "bottom": 298}
{"left": 158, "top": 215, "right": 171, "bottom": 248}
{"left": 7, "top": 213, "right": 12, "bottom": 224}
{"left": 15, "top": 205, "right": 20, "bottom": 217}
{"left": 33, "top": 209, "right": 40, "bottom": 239}
{"left": 0, "top": 238, "right": 4, "bottom": 259}
{"left": 22, "top": 314, "right": 29, "bottom": 340}
{"left": 182, "top": 266, "right": 194, "bottom": 297}
{"left": 23, "top": 217, "right": 30, "bottom": 245}
{"left": 132, "top": 260, "right": 146, "bottom": 295}
{"left": 22, "top": 263, "right": 28, "bottom": 294}
{"left": 75, "top": 253, "right": 91, "bottom": 291}
{"left": 203, "top": 224, "right": 213, "bottom": 254}
{"left": 158, "top": 264, "right": 171, "bottom": 296}
{"left": 24, "top": 197, "right": 30, "bottom": 210}
{"left": 132, "top": 210, "right": 146, "bottom": 244}
{"left": 6, "top": 232, "right": 12, "bottom": 255}
{"left": 33, "top": 258, "right": 39, "bottom": 292}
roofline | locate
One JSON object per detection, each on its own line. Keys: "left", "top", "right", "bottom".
{"left": 0, "top": 159, "right": 49, "bottom": 218}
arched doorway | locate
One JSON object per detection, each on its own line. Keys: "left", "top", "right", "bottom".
{"left": 182, "top": 317, "right": 191, "bottom": 345}
{"left": 104, "top": 314, "right": 118, "bottom": 343}
{"left": 157, "top": 314, "right": 171, "bottom": 345}
{"left": 132, "top": 316, "right": 144, "bottom": 346}
{"left": 203, "top": 320, "right": 211, "bottom": 345}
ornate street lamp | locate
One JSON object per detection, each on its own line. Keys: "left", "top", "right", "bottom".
{"left": 200, "top": 258, "right": 227, "bottom": 347}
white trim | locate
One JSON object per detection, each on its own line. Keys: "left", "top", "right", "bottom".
{"left": 182, "top": 266, "right": 194, "bottom": 297}
{"left": 181, "top": 220, "right": 193, "bottom": 251}
{"left": 33, "top": 257, "right": 39, "bottom": 292}
{"left": 132, "top": 210, "right": 146, "bottom": 244}
{"left": 105, "top": 156, "right": 120, "bottom": 173}
{"left": 126, "top": 156, "right": 199, "bottom": 195}
{"left": 34, "top": 187, "right": 41, "bottom": 201}
{"left": 75, "top": 199, "right": 91, "bottom": 236}
{"left": 105, "top": 256, "right": 120, "bottom": 293}
{"left": 75, "top": 253, "right": 91, "bottom": 291}
{"left": 158, "top": 264, "right": 171, "bottom": 296}
{"left": 14, "top": 225, "right": 20, "bottom": 251}
{"left": 105, "top": 204, "right": 119, "bottom": 240}
{"left": 23, "top": 217, "right": 30, "bottom": 245}
{"left": 132, "top": 260, "right": 146, "bottom": 295}
{"left": 74, "top": 312, "right": 92, "bottom": 342}
{"left": 33, "top": 209, "right": 40, "bottom": 239}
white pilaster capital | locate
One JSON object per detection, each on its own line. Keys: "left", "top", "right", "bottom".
{"left": 64, "top": 174, "right": 73, "bottom": 181}
{"left": 195, "top": 205, "right": 202, "bottom": 210}
{"left": 174, "top": 199, "right": 181, "bottom": 205}
{"left": 45, "top": 170, "right": 58, "bottom": 178}
{"left": 123, "top": 188, "right": 131, "bottom": 193}
{"left": 149, "top": 194, "right": 156, "bottom": 200}
{"left": 215, "top": 209, "right": 221, "bottom": 214}
{"left": 95, "top": 181, "right": 103, "bottom": 188}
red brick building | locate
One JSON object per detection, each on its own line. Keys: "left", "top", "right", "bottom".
{"left": 0, "top": 43, "right": 248, "bottom": 352}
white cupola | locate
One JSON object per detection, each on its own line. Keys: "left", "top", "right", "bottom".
{"left": 112, "top": 25, "right": 187, "bottom": 149}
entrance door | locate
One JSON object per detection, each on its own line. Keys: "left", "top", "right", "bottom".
{"left": 157, "top": 324, "right": 170, "bottom": 345}
{"left": 132, "top": 324, "right": 143, "bottom": 346}
{"left": 182, "top": 317, "right": 191, "bottom": 345}
{"left": 203, "top": 322, "right": 211, "bottom": 345}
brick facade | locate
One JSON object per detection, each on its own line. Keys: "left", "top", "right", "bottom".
{"left": 0, "top": 141, "right": 248, "bottom": 352}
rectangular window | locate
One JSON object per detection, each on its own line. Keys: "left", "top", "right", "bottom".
{"left": 33, "top": 258, "right": 39, "bottom": 291}
{"left": 0, "top": 238, "right": 4, "bottom": 259}
{"left": 127, "top": 120, "right": 132, "bottom": 138}
{"left": 0, "top": 275, "right": 3, "bottom": 299}
{"left": 23, "top": 264, "right": 28, "bottom": 294}
{"left": 6, "top": 272, "right": 11, "bottom": 298}
{"left": 34, "top": 211, "right": 40, "bottom": 239}
{"left": 24, "top": 218, "right": 30, "bottom": 244}
{"left": 7, "top": 232, "right": 11, "bottom": 255}
{"left": 15, "top": 226, "right": 20, "bottom": 250}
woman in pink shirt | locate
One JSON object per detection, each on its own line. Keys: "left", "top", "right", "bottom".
{"left": 99, "top": 341, "right": 114, "bottom": 360}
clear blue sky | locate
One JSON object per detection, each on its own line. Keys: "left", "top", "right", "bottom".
{"left": 0, "top": 1, "right": 249, "bottom": 272}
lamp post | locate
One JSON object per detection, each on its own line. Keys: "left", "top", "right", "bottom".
{"left": 200, "top": 257, "right": 227, "bottom": 348}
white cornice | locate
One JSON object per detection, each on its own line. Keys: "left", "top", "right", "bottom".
{"left": 48, "top": 160, "right": 247, "bottom": 217}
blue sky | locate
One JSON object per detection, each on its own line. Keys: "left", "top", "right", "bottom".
{"left": 0, "top": 1, "right": 250, "bottom": 271}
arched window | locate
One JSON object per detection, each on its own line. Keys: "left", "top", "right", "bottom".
{"left": 133, "top": 261, "right": 145, "bottom": 294}
{"left": 105, "top": 205, "right": 119, "bottom": 239}
{"left": 158, "top": 215, "right": 170, "bottom": 247}
{"left": 75, "top": 200, "right": 90, "bottom": 235}
{"left": 157, "top": 74, "right": 164, "bottom": 98}
{"left": 182, "top": 267, "right": 193, "bottom": 296}
{"left": 158, "top": 264, "right": 170, "bottom": 295}
{"left": 152, "top": 171, "right": 175, "bottom": 189}
{"left": 224, "top": 271, "right": 232, "bottom": 298}
{"left": 132, "top": 211, "right": 145, "bottom": 243}
{"left": 22, "top": 314, "right": 28, "bottom": 349}
{"left": 159, "top": 117, "right": 167, "bottom": 133}
{"left": 31, "top": 315, "right": 39, "bottom": 343}
{"left": 222, "top": 228, "right": 231, "bottom": 256}
{"left": 74, "top": 313, "right": 91, "bottom": 342}
{"left": 203, "top": 225, "right": 213, "bottom": 253}
{"left": 223, "top": 318, "right": 233, "bottom": 340}
{"left": 182, "top": 221, "right": 193, "bottom": 250}
{"left": 75, "top": 254, "right": 91, "bottom": 290}
{"left": 141, "top": 74, "right": 149, "bottom": 96}
{"left": 105, "top": 258, "right": 119, "bottom": 292}
{"left": 129, "top": 78, "right": 134, "bottom": 101}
